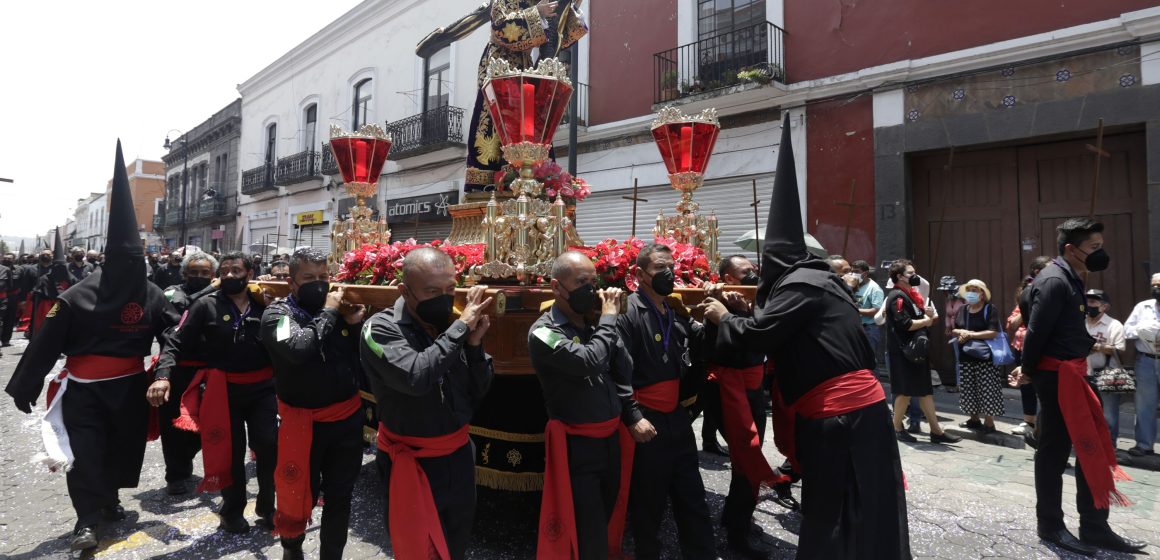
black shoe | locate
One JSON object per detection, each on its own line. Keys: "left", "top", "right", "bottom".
{"left": 981, "top": 424, "right": 997, "bottom": 434}
{"left": 727, "top": 533, "right": 771, "bottom": 559}
{"left": 895, "top": 430, "right": 918, "bottom": 443}
{"left": 930, "top": 432, "right": 962, "bottom": 444}
{"left": 703, "top": 442, "right": 729, "bottom": 457}
{"left": 771, "top": 482, "right": 800, "bottom": 511}
{"left": 1039, "top": 528, "right": 1097, "bottom": 557}
{"left": 254, "top": 513, "right": 276, "bottom": 531}
{"left": 101, "top": 504, "right": 127, "bottom": 522}
{"left": 1080, "top": 529, "right": 1148, "bottom": 553}
{"left": 1127, "top": 447, "right": 1154, "bottom": 457}
{"left": 281, "top": 543, "right": 306, "bottom": 560}
{"left": 166, "top": 480, "right": 189, "bottom": 496}
{"left": 960, "top": 419, "right": 984, "bottom": 430}
{"left": 219, "top": 516, "right": 250, "bottom": 534}
{"left": 70, "top": 526, "right": 98, "bottom": 551}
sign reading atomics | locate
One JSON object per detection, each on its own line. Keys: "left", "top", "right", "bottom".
{"left": 386, "top": 191, "right": 458, "bottom": 223}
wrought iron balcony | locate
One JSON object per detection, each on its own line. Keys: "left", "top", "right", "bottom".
{"left": 198, "top": 197, "right": 226, "bottom": 219}
{"left": 275, "top": 150, "right": 320, "bottom": 186}
{"left": 241, "top": 164, "right": 276, "bottom": 195}
{"left": 166, "top": 206, "right": 184, "bottom": 225}
{"left": 653, "top": 21, "right": 786, "bottom": 104}
{"left": 320, "top": 144, "right": 339, "bottom": 176}
{"left": 559, "top": 82, "right": 589, "bottom": 127}
{"left": 386, "top": 105, "right": 465, "bottom": 160}
{"left": 152, "top": 213, "right": 165, "bottom": 230}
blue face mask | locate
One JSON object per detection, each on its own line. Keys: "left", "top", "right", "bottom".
{"left": 963, "top": 292, "right": 981, "bottom": 305}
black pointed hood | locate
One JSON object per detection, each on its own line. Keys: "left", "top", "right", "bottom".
{"left": 52, "top": 228, "right": 65, "bottom": 264}
{"left": 17, "top": 239, "right": 24, "bottom": 257}
{"left": 756, "top": 114, "right": 828, "bottom": 307}
{"left": 107, "top": 141, "right": 143, "bottom": 259}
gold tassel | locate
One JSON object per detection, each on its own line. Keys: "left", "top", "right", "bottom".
{"left": 475, "top": 466, "right": 544, "bottom": 492}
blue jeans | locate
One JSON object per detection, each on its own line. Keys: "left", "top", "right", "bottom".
{"left": 1134, "top": 355, "right": 1158, "bottom": 452}
{"left": 863, "top": 324, "right": 881, "bottom": 358}
{"left": 1100, "top": 391, "right": 1122, "bottom": 445}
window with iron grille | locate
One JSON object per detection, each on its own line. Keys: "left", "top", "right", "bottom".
{"left": 424, "top": 48, "right": 451, "bottom": 112}
{"left": 353, "top": 79, "right": 373, "bottom": 129}
{"left": 304, "top": 104, "right": 318, "bottom": 151}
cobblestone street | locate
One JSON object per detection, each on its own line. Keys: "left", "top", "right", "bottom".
{"left": 2, "top": 338, "right": 1159, "bottom": 559}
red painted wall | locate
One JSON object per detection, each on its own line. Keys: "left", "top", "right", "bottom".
{"left": 786, "top": 0, "right": 1158, "bottom": 82}
{"left": 806, "top": 96, "right": 876, "bottom": 263}
{"left": 589, "top": 0, "right": 677, "bottom": 125}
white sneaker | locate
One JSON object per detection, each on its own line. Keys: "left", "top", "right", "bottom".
{"left": 1011, "top": 422, "right": 1030, "bottom": 435}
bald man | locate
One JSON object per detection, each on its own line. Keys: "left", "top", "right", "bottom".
{"left": 530, "top": 252, "right": 633, "bottom": 559}
{"left": 360, "top": 247, "right": 494, "bottom": 560}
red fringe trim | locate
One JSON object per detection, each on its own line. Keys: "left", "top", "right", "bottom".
{"left": 1112, "top": 465, "right": 1133, "bottom": 482}
{"left": 1111, "top": 489, "right": 1133, "bottom": 507}
{"left": 171, "top": 415, "right": 200, "bottom": 433}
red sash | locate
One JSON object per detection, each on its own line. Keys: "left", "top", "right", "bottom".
{"left": 771, "top": 369, "right": 883, "bottom": 472}
{"left": 174, "top": 366, "right": 274, "bottom": 493}
{"left": 17, "top": 292, "right": 32, "bottom": 331}
{"left": 272, "top": 394, "right": 362, "bottom": 539}
{"left": 46, "top": 355, "right": 158, "bottom": 441}
{"left": 711, "top": 364, "right": 788, "bottom": 496}
{"left": 376, "top": 423, "right": 471, "bottom": 560}
{"left": 30, "top": 296, "right": 57, "bottom": 336}
{"left": 632, "top": 379, "right": 679, "bottom": 413}
{"left": 1038, "top": 357, "right": 1132, "bottom": 508}
{"left": 537, "top": 418, "right": 633, "bottom": 559}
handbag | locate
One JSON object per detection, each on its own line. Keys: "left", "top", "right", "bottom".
{"left": 1094, "top": 351, "right": 1135, "bottom": 394}
{"left": 891, "top": 290, "right": 929, "bottom": 364}
{"left": 957, "top": 305, "right": 992, "bottom": 361}
{"left": 982, "top": 306, "right": 1016, "bottom": 366}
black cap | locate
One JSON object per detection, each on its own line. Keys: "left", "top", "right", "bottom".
{"left": 757, "top": 113, "right": 819, "bottom": 306}
{"left": 52, "top": 227, "right": 65, "bottom": 264}
{"left": 106, "top": 140, "right": 143, "bottom": 258}
{"left": 1085, "top": 289, "right": 1107, "bottom": 301}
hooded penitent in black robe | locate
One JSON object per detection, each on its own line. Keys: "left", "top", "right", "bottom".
{"left": 713, "top": 115, "right": 910, "bottom": 559}
{"left": 5, "top": 141, "right": 175, "bottom": 532}
{"left": 28, "top": 228, "right": 71, "bottom": 339}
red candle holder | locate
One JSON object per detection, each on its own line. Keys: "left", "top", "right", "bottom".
{"left": 482, "top": 57, "right": 573, "bottom": 173}
{"left": 328, "top": 123, "right": 393, "bottom": 269}
{"left": 650, "top": 106, "right": 722, "bottom": 271}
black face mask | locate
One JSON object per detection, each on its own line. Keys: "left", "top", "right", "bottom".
{"left": 295, "top": 281, "right": 330, "bottom": 313}
{"left": 415, "top": 293, "right": 455, "bottom": 329}
{"left": 1080, "top": 248, "right": 1110, "bottom": 272}
{"left": 87, "top": 257, "right": 98, "bottom": 264}
{"left": 73, "top": 256, "right": 85, "bottom": 263}
{"left": 908, "top": 275, "right": 922, "bottom": 287}
{"left": 220, "top": 276, "right": 248, "bottom": 295}
{"left": 39, "top": 257, "right": 51, "bottom": 265}
{"left": 2, "top": 260, "right": 12, "bottom": 267}
{"left": 1151, "top": 287, "right": 1160, "bottom": 301}
{"left": 645, "top": 268, "right": 675, "bottom": 296}
{"left": 565, "top": 283, "right": 598, "bottom": 314}
{"left": 184, "top": 276, "right": 211, "bottom": 294}
{"left": 739, "top": 271, "right": 760, "bottom": 286}
{"left": 1085, "top": 306, "right": 1102, "bottom": 318}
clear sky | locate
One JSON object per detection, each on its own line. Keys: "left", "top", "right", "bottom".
{"left": 0, "top": 0, "right": 362, "bottom": 238}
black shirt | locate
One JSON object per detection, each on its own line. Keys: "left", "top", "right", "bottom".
{"left": 528, "top": 307, "right": 632, "bottom": 425}
{"left": 153, "top": 265, "right": 183, "bottom": 290}
{"left": 67, "top": 262, "right": 93, "bottom": 284}
{"left": 360, "top": 298, "right": 493, "bottom": 438}
{"left": 717, "top": 282, "right": 876, "bottom": 406}
{"left": 615, "top": 292, "right": 705, "bottom": 425}
{"left": 1021, "top": 259, "right": 1094, "bottom": 373}
{"left": 260, "top": 298, "right": 363, "bottom": 409}
{"left": 155, "top": 291, "right": 270, "bottom": 380}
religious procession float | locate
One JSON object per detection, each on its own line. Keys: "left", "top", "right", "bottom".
{"left": 259, "top": 56, "right": 756, "bottom": 492}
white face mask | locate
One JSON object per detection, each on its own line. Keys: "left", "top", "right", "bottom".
{"left": 963, "top": 292, "right": 981, "bottom": 305}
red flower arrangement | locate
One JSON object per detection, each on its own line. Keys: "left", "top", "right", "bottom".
{"left": 569, "top": 236, "right": 718, "bottom": 291}
{"left": 335, "top": 238, "right": 485, "bottom": 286}
{"left": 492, "top": 160, "right": 593, "bottom": 203}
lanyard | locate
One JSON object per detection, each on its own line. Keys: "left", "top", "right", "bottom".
{"left": 640, "top": 293, "right": 673, "bottom": 352}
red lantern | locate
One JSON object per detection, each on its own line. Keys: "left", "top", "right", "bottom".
{"left": 329, "top": 124, "right": 392, "bottom": 188}
{"left": 482, "top": 58, "right": 573, "bottom": 165}
{"left": 650, "top": 107, "right": 720, "bottom": 177}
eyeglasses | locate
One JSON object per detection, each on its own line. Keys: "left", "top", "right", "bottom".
{"left": 273, "top": 274, "right": 290, "bottom": 280}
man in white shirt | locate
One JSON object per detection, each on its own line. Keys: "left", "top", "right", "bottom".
{"left": 1084, "top": 290, "right": 1126, "bottom": 444}
{"left": 1123, "top": 273, "right": 1160, "bottom": 457}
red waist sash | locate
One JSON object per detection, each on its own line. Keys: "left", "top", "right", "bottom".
{"left": 711, "top": 364, "right": 787, "bottom": 497}
{"left": 537, "top": 417, "right": 633, "bottom": 559}
{"left": 273, "top": 394, "right": 362, "bottom": 539}
{"left": 46, "top": 355, "right": 156, "bottom": 442}
{"left": 174, "top": 366, "right": 274, "bottom": 493}
{"left": 376, "top": 423, "right": 471, "bottom": 560}
{"left": 177, "top": 360, "right": 208, "bottom": 368}
{"left": 1038, "top": 357, "right": 1131, "bottom": 509}
{"left": 632, "top": 379, "right": 679, "bottom": 413}
{"left": 771, "top": 369, "right": 883, "bottom": 472}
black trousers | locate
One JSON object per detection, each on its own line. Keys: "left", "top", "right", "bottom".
{"left": 699, "top": 381, "right": 725, "bottom": 449}
{"left": 795, "top": 401, "right": 910, "bottom": 560}
{"left": 720, "top": 387, "right": 767, "bottom": 538}
{"left": 377, "top": 442, "right": 476, "bottom": 560}
{"left": 568, "top": 433, "right": 622, "bottom": 560}
{"left": 158, "top": 366, "right": 202, "bottom": 483}
{"left": 629, "top": 407, "right": 715, "bottom": 560}
{"left": 0, "top": 296, "right": 8, "bottom": 346}
{"left": 62, "top": 373, "right": 149, "bottom": 529}
{"left": 219, "top": 381, "right": 278, "bottom": 521}
{"left": 1030, "top": 372, "right": 1109, "bottom": 533}
{"left": 280, "top": 410, "right": 364, "bottom": 560}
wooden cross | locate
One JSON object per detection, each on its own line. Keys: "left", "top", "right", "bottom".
{"left": 621, "top": 178, "right": 648, "bottom": 238}
{"left": 834, "top": 179, "right": 862, "bottom": 256}
{"left": 930, "top": 146, "right": 955, "bottom": 273}
{"left": 750, "top": 179, "right": 762, "bottom": 272}
{"left": 1086, "top": 118, "right": 1110, "bottom": 218}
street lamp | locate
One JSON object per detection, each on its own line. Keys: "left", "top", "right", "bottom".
{"left": 163, "top": 130, "right": 189, "bottom": 249}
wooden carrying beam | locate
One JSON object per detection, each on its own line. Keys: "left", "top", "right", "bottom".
{"left": 252, "top": 282, "right": 508, "bottom": 317}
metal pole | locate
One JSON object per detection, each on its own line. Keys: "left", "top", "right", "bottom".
{"left": 567, "top": 42, "right": 579, "bottom": 178}
{"left": 179, "top": 141, "right": 188, "bottom": 248}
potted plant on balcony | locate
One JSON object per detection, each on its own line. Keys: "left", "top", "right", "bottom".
{"left": 737, "top": 62, "right": 782, "bottom": 85}
{"left": 660, "top": 68, "right": 680, "bottom": 101}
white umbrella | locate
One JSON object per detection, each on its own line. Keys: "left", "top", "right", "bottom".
{"left": 733, "top": 229, "right": 828, "bottom": 258}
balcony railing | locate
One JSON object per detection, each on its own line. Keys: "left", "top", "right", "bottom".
{"left": 152, "top": 213, "right": 165, "bottom": 230}
{"left": 653, "top": 21, "right": 786, "bottom": 104}
{"left": 241, "top": 164, "right": 276, "bottom": 195}
{"left": 320, "top": 144, "right": 339, "bottom": 175}
{"left": 275, "top": 150, "right": 320, "bottom": 186}
{"left": 559, "top": 82, "right": 589, "bottom": 127}
{"left": 198, "top": 197, "right": 226, "bottom": 219}
{"left": 386, "top": 105, "right": 466, "bottom": 160}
